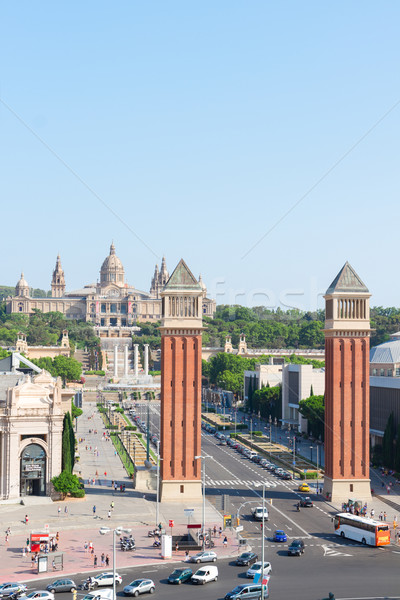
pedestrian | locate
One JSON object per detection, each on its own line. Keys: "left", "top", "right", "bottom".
{"left": 24, "top": 515, "right": 28, "bottom": 525}
{"left": 94, "top": 555, "right": 98, "bottom": 567}
{"left": 213, "top": 525, "right": 217, "bottom": 537}
{"left": 104, "top": 471, "right": 107, "bottom": 478}
{"left": 384, "top": 511, "right": 387, "bottom": 521}
{"left": 379, "top": 512, "right": 383, "bottom": 521}
{"left": 108, "top": 510, "right": 111, "bottom": 519}
{"left": 22, "top": 546, "right": 26, "bottom": 558}
{"left": 101, "top": 553, "right": 105, "bottom": 567}
{"left": 31, "top": 555, "right": 35, "bottom": 569}
{"left": 110, "top": 501, "right": 114, "bottom": 511}
{"left": 223, "top": 536, "right": 228, "bottom": 547}
{"left": 371, "top": 509, "right": 375, "bottom": 518}
{"left": 105, "top": 554, "right": 110, "bottom": 567}
{"left": 56, "top": 531, "right": 60, "bottom": 542}
{"left": 52, "top": 559, "right": 56, "bottom": 571}
{"left": 120, "top": 484, "right": 123, "bottom": 492}
{"left": 185, "top": 550, "right": 189, "bottom": 561}
{"left": 64, "top": 505, "right": 68, "bottom": 515}
{"left": 84, "top": 541, "right": 88, "bottom": 553}
{"left": 175, "top": 541, "right": 179, "bottom": 552}
{"left": 5, "top": 534, "right": 9, "bottom": 544}
{"left": 93, "top": 505, "right": 96, "bottom": 516}
{"left": 122, "top": 484, "right": 125, "bottom": 492}
{"left": 219, "top": 526, "right": 222, "bottom": 537}
{"left": 58, "top": 507, "right": 61, "bottom": 516}
{"left": 158, "top": 522, "right": 162, "bottom": 532}
{"left": 114, "top": 482, "right": 118, "bottom": 491}
{"left": 6, "top": 527, "right": 11, "bottom": 535}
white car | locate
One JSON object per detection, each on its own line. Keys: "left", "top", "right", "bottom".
{"left": 246, "top": 561, "right": 272, "bottom": 578}
{"left": 20, "top": 593, "right": 55, "bottom": 600}
{"left": 92, "top": 573, "right": 122, "bottom": 587}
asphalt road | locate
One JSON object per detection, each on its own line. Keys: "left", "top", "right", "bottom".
{"left": 125, "top": 402, "right": 400, "bottom": 599}
{"left": 22, "top": 551, "right": 400, "bottom": 600}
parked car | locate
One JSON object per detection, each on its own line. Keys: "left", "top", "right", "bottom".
{"left": 246, "top": 561, "right": 272, "bottom": 578}
{"left": 123, "top": 580, "right": 155, "bottom": 596}
{"left": 273, "top": 530, "right": 287, "bottom": 542}
{"left": 167, "top": 568, "right": 193, "bottom": 584}
{"left": 279, "top": 472, "right": 292, "bottom": 480}
{"left": 225, "top": 584, "right": 269, "bottom": 600}
{"left": 191, "top": 566, "right": 218, "bottom": 585}
{"left": 0, "top": 585, "right": 28, "bottom": 598}
{"left": 46, "top": 580, "right": 76, "bottom": 593}
{"left": 235, "top": 552, "right": 258, "bottom": 566}
{"left": 92, "top": 573, "right": 122, "bottom": 588}
{"left": 189, "top": 551, "right": 217, "bottom": 563}
{"left": 300, "top": 497, "right": 313, "bottom": 507}
{"left": 288, "top": 539, "right": 305, "bottom": 556}
{"left": 298, "top": 483, "right": 310, "bottom": 492}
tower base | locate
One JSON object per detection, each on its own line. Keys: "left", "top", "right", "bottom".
{"left": 160, "top": 480, "right": 202, "bottom": 503}
{"left": 323, "top": 477, "right": 372, "bottom": 504}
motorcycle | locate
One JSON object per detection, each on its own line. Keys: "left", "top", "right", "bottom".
{"left": 152, "top": 539, "right": 161, "bottom": 547}
{"left": 79, "top": 579, "right": 95, "bottom": 591}
{"left": 148, "top": 529, "right": 160, "bottom": 538}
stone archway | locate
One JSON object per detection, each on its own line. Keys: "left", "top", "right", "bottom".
{"left": 20, "top": 442, "right": 47, "bottom": 496}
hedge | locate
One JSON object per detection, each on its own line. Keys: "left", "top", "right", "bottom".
{"left": 300, "top": 471, "right": 319, "bottom": 480}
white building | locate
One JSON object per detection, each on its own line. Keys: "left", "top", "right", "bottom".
{"left": 281, "top": 363, "right": 325, "bottom": 433}
{"left": 0, "top": 361, "right": 73, "bottom": 500}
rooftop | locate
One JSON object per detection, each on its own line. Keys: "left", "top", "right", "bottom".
{"left": 326, "top": 261, "right": 369, "bottom": 295}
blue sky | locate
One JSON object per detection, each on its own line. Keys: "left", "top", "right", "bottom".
{"left": 1, "top": 1, "right": 399, "bottom": 310}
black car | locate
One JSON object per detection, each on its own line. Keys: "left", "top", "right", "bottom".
{"left": 300, "top": 497, "right": 313, "bottom": 507}
{"left": 288, "top": 539, "right": 305, "bottom": 556}
{"left": 235, "top": 551, "right": 258, "bottom": 566}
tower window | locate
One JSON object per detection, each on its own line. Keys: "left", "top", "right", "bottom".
{"left": 180, "top": 485, "right": 184, "bottom": 494}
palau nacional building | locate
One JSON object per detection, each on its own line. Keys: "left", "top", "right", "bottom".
{"left": 6, "top": 243, "right": 215, "bottom": 332}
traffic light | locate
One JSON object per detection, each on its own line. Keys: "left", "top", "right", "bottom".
{"left": 236, "top": 517, "right": 240, "bottom": 527}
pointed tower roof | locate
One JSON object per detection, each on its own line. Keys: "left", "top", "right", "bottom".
{"left": 326, "top": 261, "right": 369, "bottom": 295}
{"left": 164, "top": 259, "right": 201, "bottom": 291}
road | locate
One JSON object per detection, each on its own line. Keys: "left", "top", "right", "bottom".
{"left": 24, "top": 551, "right": 400, "bottom": 600}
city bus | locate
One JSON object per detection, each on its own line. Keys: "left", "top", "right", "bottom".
{"left": 333, "top": 513, "right": 391, "bottom": 546}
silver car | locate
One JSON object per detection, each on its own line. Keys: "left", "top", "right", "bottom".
{"left": 0, "top": 584, "right": 28, "bottom": 598}
{"left": 123, "top": 580, "right": 155, "bottom": 596}
{"left": 190, "top": 551, "right": 218, "bottom": 563}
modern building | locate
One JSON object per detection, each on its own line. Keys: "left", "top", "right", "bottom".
{"left": 281, "top": 363, "right": 325, "bottom": 432}
{"left": 6, "top": 245, "right": 216, "bottom": 332}
{"left": 323, "top": 262, "right": 371, "bottom": 503}
{"left": 0, "top": 357, "right": 74, "bottom": 500}
{"left": 160, "top": 259, "right": 203, "bottom": 502}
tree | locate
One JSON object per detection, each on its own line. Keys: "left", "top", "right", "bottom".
{"left": 253, "top": 385, "right": 282, "bottom": 421}
{"left": 298, "top": 395, "right": 325, "bottom": 441}
{"left": 53, "top": 355, "right": 82, "bottom": 383}
{"left": 51, "top": 471, "right": 83, "bottom": 498}
{"left": 61, "top": 412, "right": 75, "bottom": 473}
{"left": 71, "top": 400, "right": 83, "bottom": 420}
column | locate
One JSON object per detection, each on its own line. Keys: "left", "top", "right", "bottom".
{"left": 114, "top": 345, "right": 118, "bottom": 378}
{"left": 124, "top": 345, "right": 129, "bottom": 377}
{"left": 144, "top": 344, "right": 149, "bottom": 376}
{"left": 134, "top": 344, "right": 139, "bottom": 377}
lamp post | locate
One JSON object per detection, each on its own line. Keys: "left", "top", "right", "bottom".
{"left": 316, "top": 445, "right": 319, "bottom": 494}
{"left": 261, "top": 483, "right": 266, "bottom": 600}
{"left": 99, "top": 526, "right": 131, "bottom": 600}
{"left": 195, "top": 455, "right": 207, "bottom": 550}
{"left": 310, "top": 445, "right": 314, "bottom": 465}
{"left": 146, "top": 392, "right": 151, "bottom": 462}
{"left": 156, "top": 440, "right": 160, "bottom": 529}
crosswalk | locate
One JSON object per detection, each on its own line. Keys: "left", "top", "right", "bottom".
{"left": 205, "top": 477, "right": 299, "bottom": 489}
{"left": 205, "top": 478, "right": 280, "bottom": 488}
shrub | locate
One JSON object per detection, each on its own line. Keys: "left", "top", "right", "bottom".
{"left": 123, "top": 425, "right": 137, "bottom": 431}
{"left": 300, "top": 471, "right": 318, "bottom": 480}
{"left": 252, "top": 431, "right": 262, "bottom": 437}
{"left": 70, "top": 488, "right": 85, "bottom": 498}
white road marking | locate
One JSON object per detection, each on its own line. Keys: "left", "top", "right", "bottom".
{"left": 322, "top": 544, "right": 352, "bottom": 557}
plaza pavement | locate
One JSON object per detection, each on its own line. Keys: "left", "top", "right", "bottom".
{"left": 0, "top": 402, "right": 236, "bottom": 583}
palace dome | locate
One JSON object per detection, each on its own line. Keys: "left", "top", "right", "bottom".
{"left": 100, "top": 243, "right": 125, "bottom": 286}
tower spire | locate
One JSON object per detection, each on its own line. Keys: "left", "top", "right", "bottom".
{"left": 51, "top": 255, "right": 66, "bottom": 298}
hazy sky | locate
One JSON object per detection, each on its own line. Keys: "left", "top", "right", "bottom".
{"left": 1, "top": 2, "right": 399, "bottom": 310}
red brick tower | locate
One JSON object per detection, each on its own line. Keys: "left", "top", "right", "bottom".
{"left": 160, "top": 259, "right": 203, "bottom": 502}
{"left": 323, "top": 262, "right": 372, "bottom": 503}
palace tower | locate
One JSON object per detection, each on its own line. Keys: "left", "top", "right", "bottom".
{"left": 160, "top": 259, "right": 203, "bottom": 502}
{"left": 51, "top": 255, "right": 66, "bottom": 298}
{"left": 323, "top": 262, "right": 372, "bottom": 503}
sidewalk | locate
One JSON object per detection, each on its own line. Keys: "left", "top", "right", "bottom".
{"left": 0, "top": 402, "right": 236, "bottom": 583}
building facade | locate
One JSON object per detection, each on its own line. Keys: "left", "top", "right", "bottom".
{"left": 160, "top": 259, "right": 203, "bottom": 502}
{"left": 7, "top": 245, "right": 216, "bottom": 329}
{"left": 323, "top": 262, "right": 371, "bottom": 503}
{"left": 281, "top": 363, "right": 325, "bottom": 432}
{"left": 0, "top": 367, "right": 73, "bottom": 500}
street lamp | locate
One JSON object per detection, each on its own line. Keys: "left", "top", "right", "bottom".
{"left": 310, "top": 445, "right": 314, "bottom": 464}
{"left": 195, "top": 455, "right": 208, "bottom": 550}
{"left": 261, "top": 484, "right": 266, "bottom": 600}
{"left": 99, "top": 526, "right": 131, "bottom": 600}
{"left": 156, "top": 440, "right": 160, "bottom": 529}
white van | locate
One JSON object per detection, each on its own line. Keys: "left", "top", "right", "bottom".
{"left": 82, "top": 590, "right": 115, "bottom": 600}
{"left": 191, "top": 565, "right": 218, "bottom": 584}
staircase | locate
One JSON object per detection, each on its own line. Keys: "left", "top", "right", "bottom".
{"left": 74, "top": 349, "right": 90, "bottom": 370}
